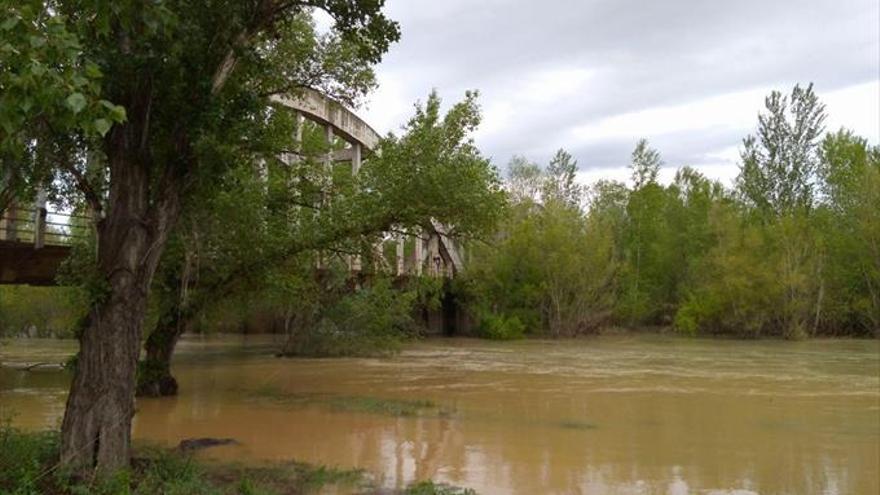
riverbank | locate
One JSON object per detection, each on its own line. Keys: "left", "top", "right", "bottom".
{"left": 0, "top": 427, "right": 477, "bottom": 495}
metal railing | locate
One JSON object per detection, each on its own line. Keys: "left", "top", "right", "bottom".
{"left": 0, "top": 207, "right": 91, "bottom": 247}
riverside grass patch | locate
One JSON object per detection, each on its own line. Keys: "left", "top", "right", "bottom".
{"left": 0, "top": 425, "right": 369, "bottom": 495}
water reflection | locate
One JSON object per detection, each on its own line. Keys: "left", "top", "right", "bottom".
{"left": 1, "top": 336, "right": 878, "bottom": 494}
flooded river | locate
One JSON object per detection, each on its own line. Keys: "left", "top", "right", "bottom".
{"left": 1, "top": 335, "right": 878, "bottom": 494}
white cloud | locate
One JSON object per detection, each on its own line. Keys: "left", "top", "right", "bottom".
{"left": 568, "top": 87, "right": 769, "bottom": 145}
{"left": 824, "top": 81, "right": 879, "bottom": 142}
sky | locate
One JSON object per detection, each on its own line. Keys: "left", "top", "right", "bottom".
{"left": 337, "top": 0, "right": 879, "bottom": 187}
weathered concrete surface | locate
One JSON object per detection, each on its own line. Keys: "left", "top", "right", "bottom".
{"left": 0, "top": 241, "right": 70, "bottom": 285}
{"left": 271, "top": 89, "right": 381, "bottom": 150}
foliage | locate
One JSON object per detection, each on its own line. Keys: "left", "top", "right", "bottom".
{"left": 477, "top": 313, "right": 525, "bottom": 340}
{"left": 2, "top": 0, "right": 404, "bottom": 471}
{"left": 0, "top": 422, "right": 59, "bottom": 494}
{"left": 405, "top": 481, "right": 478, "bottom": 495}
{"left": 464, "top": 158, "right": 616, "bottom": 337}
{"left": 630, "top": 138, "right": 662, "bottom": 189}
{"left": 280, "top": 277, "right": 420, "bottom": 357}
{"left": 543, "top": 149, "right": 583, "bottom": 209}
{"left": 673, "top": 90, "right": 876, "bottom": 338}
{"left": 0, "top": 286, "right": 83, "bottom": 338}
{"left": 138, "top": 88, "right": 504, "bottom": 379}
{"left": 737, "top": 83, "right": 825, "bottom": 217}
{"left": 0, "top": 424, "right": 372, "bottom": 494}
{"left": 469, "top": 84, "right": 877, "bottom": 339}
{"left": 248, "top": 388, "right": 451, "bottom": 418}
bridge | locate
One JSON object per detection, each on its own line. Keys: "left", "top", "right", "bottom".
{"left": 0, "top": 88, "right": 465, "bottom": 286}
{"left": 0, "top": 204, "right": 86, "bottom": 285}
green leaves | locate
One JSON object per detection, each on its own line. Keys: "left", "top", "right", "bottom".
{"left": 0, "top": 16, "right": 19, "bottom": 31}
{"left": 65, "top": 93, "right": 87, "bottom": 113}
{"left": 99, "top": 100, "right": 127, "bottom": 122}
{"left": 93, "top": 118, "right": 112, "bottom": 137}
{"left": 0, "top": 1, "right": 125, "bottom": 160}
{"left": 737, "top": 83, "right": 826, "bottom": 217}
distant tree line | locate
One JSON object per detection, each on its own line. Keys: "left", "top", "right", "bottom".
{"left": 461, "top": 84, "right": 879, "bottom": 339}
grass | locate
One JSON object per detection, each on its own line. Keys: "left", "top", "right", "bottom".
{"left": 249, "top": 386, "right": 454, "bottom": 418}
{"left": 0, "top": 426, "right": 481, "bottom": 495}
{"left": 403, "top": 481, "right": 477, "bottom": 495}
{"left": 0, "top": 425, "right": 367, "bottom": 495}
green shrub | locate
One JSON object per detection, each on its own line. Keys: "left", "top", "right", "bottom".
{"left": 478, "top": 313, "right": 525, "bottom": 340}
{"left": 0, "top": 424, "right": 59, "bottom": 494}
{"left": 281, "top": 278, "right": 418, "bottom": 357}
{"left": 0, "top": 286, "right": 84, "bottom": 338}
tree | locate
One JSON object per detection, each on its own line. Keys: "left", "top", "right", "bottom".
{"left": 506, "top": 155, "right": 542, "bottom": 204}
{"left": 816, "top": 130, "right": 880, "bottom": 334}
{"left": 543, "top": 148, "right": 582, "bottom": 208}
{"left": 737, "top": 83, "right": 826, "bottom": 217}
{"left": 619, "top": 139, "right": 669, "bottom": 323}
{"left": 630, "top": 138, "right": 662, "bottom": 189}
{"left": 137, "top": 90, "right": 506, "bottom": 396}
{"left": 734, "top": 84, "right": 827, "bottom": 337}
{"left": 465, "top": 150, "right": 615, "bottom": 338}
{"left": 1, "top": 0, "right": 400, "bottom": 474}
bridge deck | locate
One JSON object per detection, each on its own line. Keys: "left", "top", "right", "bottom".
{"left": 0, "top": 241, "right": 71, "bottom": 286}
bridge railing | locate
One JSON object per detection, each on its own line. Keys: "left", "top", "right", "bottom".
{"left": 0, "top": 207, "right": 91, "bottom": 248}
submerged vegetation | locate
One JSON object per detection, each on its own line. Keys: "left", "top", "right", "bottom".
{"left": 248, "top": 387, "right": 453, "bottom": 418}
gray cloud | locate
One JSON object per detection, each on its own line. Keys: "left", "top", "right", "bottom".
{"left": 362, "top": 0, "right": 879, "bottom": 181}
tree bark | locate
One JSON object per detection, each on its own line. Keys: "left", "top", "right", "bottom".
{"left": 137, "top": 308, "right": 183, "bottom": 397}
{"left": 59, "top": 107, "right": 181, "bottom": 474}
{"left": 59, "top": 279, "right": 147, "bottom": 475}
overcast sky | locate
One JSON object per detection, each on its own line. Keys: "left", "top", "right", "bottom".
{"left": 350, "top": 0, "right": 878, "bottom": 186}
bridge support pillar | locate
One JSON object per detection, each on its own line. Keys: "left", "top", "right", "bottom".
{"left": 317, "top": 124, "right": 334, "bottom": 270}
{"left": 33, "top": 190, "right": 47, "bottom": 249}
{"left": 396, "top": 235, "right": 405, "bottom": 276}
{"left": 427, "top": 234, "right": 441, "bottom": 277}
{"left": 351, "top": 142, "right": 361, "bottom": 175}
{"left": 348, "top": 143, "right": 362, "bottom": 273}
{"left": 413, "top": 230, "right": 423, "bottom": 276}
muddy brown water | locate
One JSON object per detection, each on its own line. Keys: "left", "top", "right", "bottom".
{"left": 1, "top": 335, "right": 878, "bottom": 494}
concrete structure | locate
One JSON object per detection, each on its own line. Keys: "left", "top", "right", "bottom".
{"left": 272, "top": 88, "right": 464, "bottom": 278}
{"left": 0, "top": 200, "right": 81, "bottom": 285}
{"left": 1, "top": 88, "right": 466, "bottom": 285}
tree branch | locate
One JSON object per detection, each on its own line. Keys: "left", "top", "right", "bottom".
{"left": 211, "top": 0, "right": 305, "bottom": 96}
{"left": 59, "top": 156, "right": 103, "bottom": 216}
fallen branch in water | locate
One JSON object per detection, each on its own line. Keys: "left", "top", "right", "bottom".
{"left": 0, "top": 362, "right": 65, "bottom": 371}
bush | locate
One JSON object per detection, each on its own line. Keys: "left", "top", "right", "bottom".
{"left": 281, "top": 278, "right": 419, "bottom": 357}
{"left": 478, "top": 313, "right": 525, "bottom": 340}
{"left": 0, "top": 287, "right": 84, "bottom": 338}
{"left": 0, "top": 423, "right": 59, "bottom": 494}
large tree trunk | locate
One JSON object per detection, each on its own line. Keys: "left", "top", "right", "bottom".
{"left": 59, "top": 111, "right": 181, "bottom": 474}
{"left": 59, "top": 276, "right": 148, "bottom": 474}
